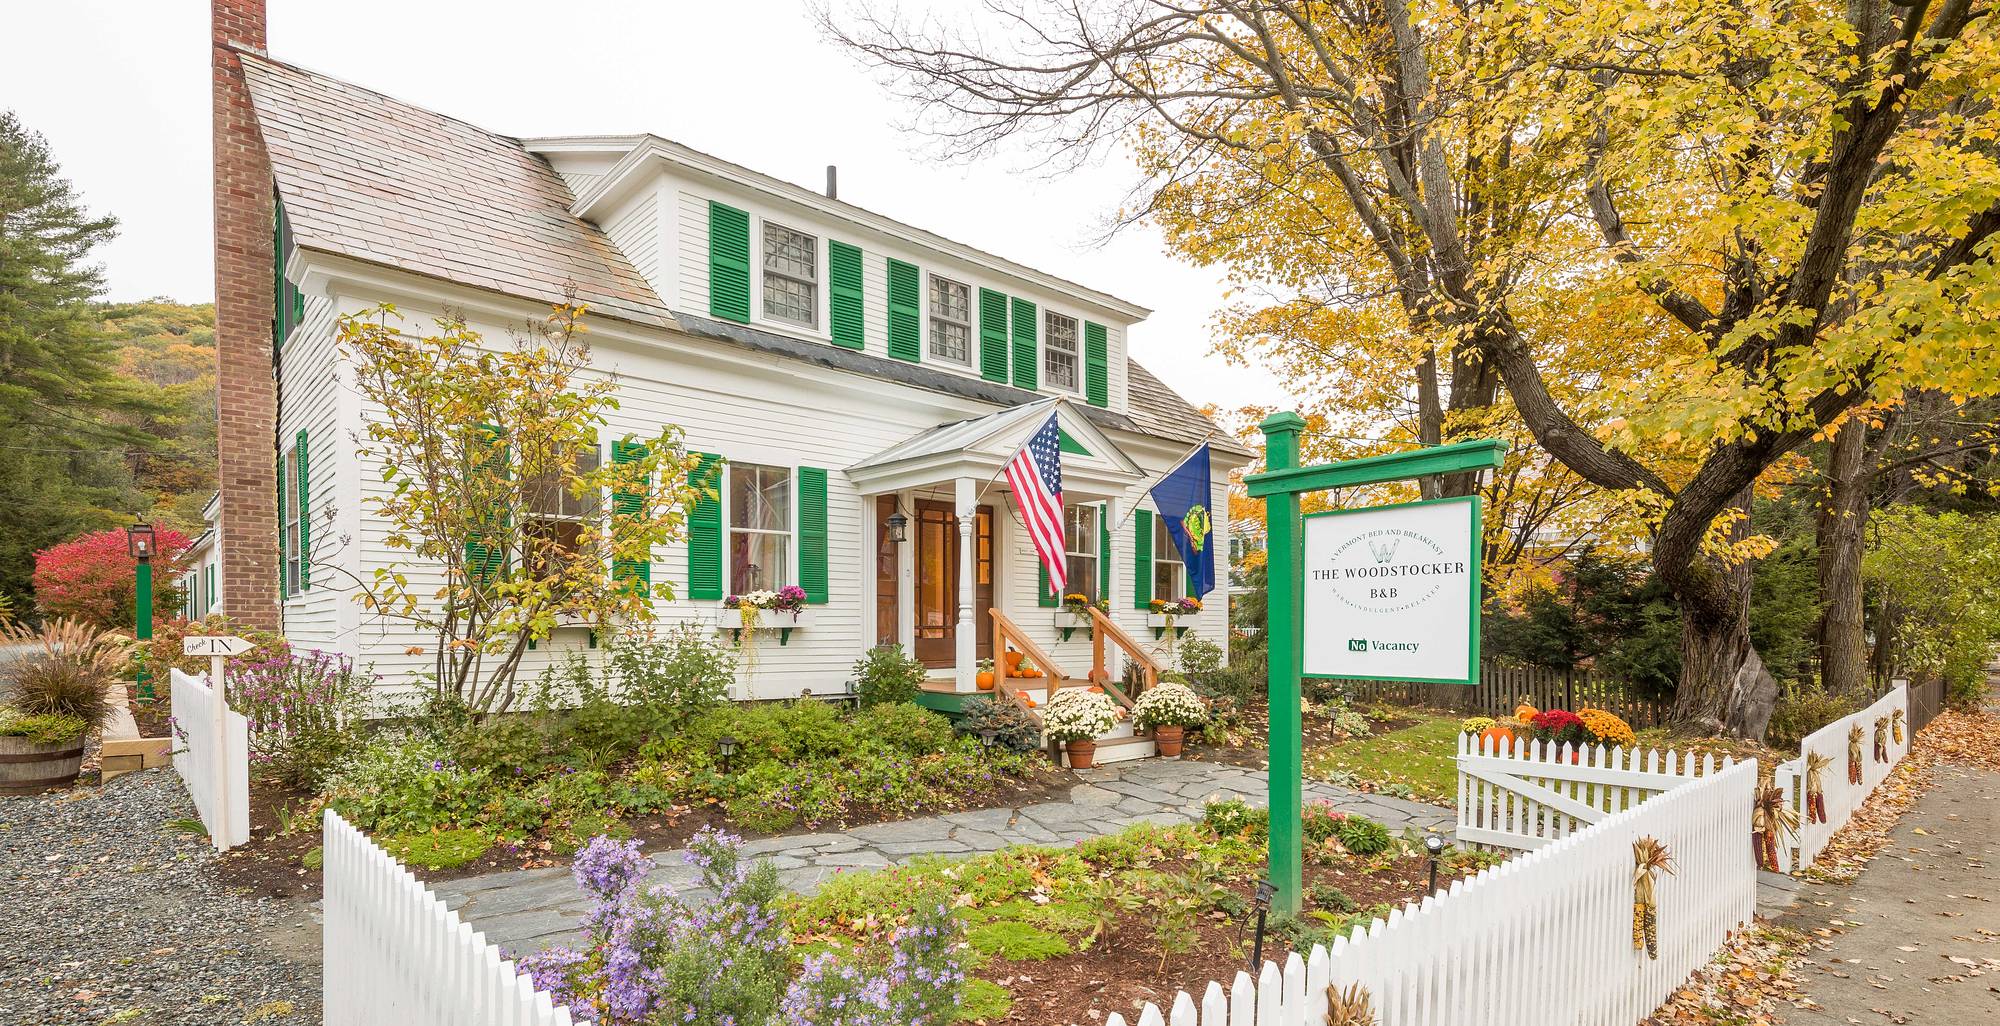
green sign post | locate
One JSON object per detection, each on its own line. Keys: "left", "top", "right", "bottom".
{"left": 1249, "top": 412, "right": 1506, "bottom": 914}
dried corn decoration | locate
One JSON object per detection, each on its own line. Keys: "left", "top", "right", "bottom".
{"left": 1892, "top": 708, "right": 1906, "bottom": 744}
{"left": 1324, "top": 983, "right": 1378, "bottom": 1026}
{"left": 1804, "top": 752, "right": 1833, "bottom": 824}
{"left": 1631, "top": 836, "right": 1674, "bottom": 959}
{"left": 1847, "top": 725, "right": 1865, "bottom": 784}
{"left": 1751, "top": 770, "right": 1797, "bottom": 872}
{"left": 1873, "top": 716, "right": 1890, "bottom": 762}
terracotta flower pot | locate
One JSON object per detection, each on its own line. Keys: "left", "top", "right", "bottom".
{"left": 0, "top": 735, "right": 84, "bottom": 795}
{"left": 1065, "top": 739, "right": 1098, "bottom": 769}
{"left": 1153, "top": 725, "right": 1185, "bottom": 758}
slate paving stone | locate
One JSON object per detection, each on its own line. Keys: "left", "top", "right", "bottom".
{"left": 941, "top": 807, "right": 1019, "bottom": 833}
{"left": 951, "top": 830, "right": 1015, "bottom": 851}
{"left": 817, "top": 850, "right": 893, "bottom": 869}
{"left": 876, "top": 839, "right": 970, "bottom": 856}
{"left": 1067, "top": 783, "right": 1125, "bottom": 806}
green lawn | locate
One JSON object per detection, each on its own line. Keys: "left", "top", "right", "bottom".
{"left": 1304, "top": 711, "right": 1462, "bottom": 803}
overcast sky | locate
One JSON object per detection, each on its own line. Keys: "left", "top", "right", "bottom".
{"left": 3, "top": 0, "right": 1289, "bottom": 415}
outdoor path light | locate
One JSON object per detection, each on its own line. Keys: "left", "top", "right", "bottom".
{"left": 716, "top": 734, "right": 738, "bottom": 775}
{"left": 1249, "top": 877, "right": 1275, "bottom": 971}
{"left": 1424, "top": 832, "right": 1446, "bottom": 895}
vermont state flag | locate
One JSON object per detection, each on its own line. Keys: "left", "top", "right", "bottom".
{"left": 1149, "top": 443, "right": 1216, "bottom": 597}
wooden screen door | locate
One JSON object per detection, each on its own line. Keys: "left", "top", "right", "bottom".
{"left": 912, "top": 500, "right": 994, "bottom": 667}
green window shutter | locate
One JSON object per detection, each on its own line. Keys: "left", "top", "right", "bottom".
{"left": 1010, "top": 297, "right": 1038, "bottom": 390}
{"left": 205, "top": 564, "right": 214, "bottom": 612}
{"left": 1083, "top": 321, "right": 1109, "bottom": 407}
{"left": 1133, "top": 509, "right": 1153, "bottom": 609}
{"left": 465, "top": 425, "right": 508, "bottom": 585}
{"left": 797, "top": 467, "right": 829, "bottom": 603}
{"left": 978, "top": 288, "right": 1010, "bottom": 383}
{"left": 1038, "top": 564, "right": 1058, "bottom": 607}
{"left": 1098, "top": 505, "right": 1111, "bottom": 599}
{"left": 273, "top": 198, "right": 289, "bottom": 347}
{"left": 275, "top": 449, "right": 287, "bottom": 593}
{"left": 708, "top": 201, "right": 752, "bottom": 323}
{"left": 829, "top": 241, "right": 866, "bottom": 350}
{"left": 295, "top": 429, "right": 311, "bottom": 590}
{"left": 886, "top": 259, "right": 921, "bottom": 362}
{"left": 610, "top": 441, "right": 652, "bottom": 595}
{"left": 687, "top": 452, "right": 724, "bottom": 600}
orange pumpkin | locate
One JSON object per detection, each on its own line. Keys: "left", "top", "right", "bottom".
{"left": 1512, "top": 702, "right": 1539, "bottom": 722}
{"left": 1087, "top": 685, "right": 1104, "bottom": 694}
{"left": 1479, "top": 725, "right": 1517, "bottom": 752}
{"left": 976, "top": 671, "right": 995, "bottom": 690}
{"left": 1002, "top": 650, "right": 1026, "bottom": 668}
{"left": 1023, "top": 697, "right": 1038, "bottom": 708}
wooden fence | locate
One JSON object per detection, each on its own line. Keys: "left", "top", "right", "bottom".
{"left": 1903, "top": 676, "right": 1946, "bottom": 733}
{"left": 323, "top": 811, "right": 574, "bottom": 1026}
{"left": 1770, "top": 682, "right": 1910, "bottom": 873}
{"left": 1340, "top": 662, "right": 1670, "bottom": 726}
{"left": 1454, "top": 734, "right": 1728, "bottom": 850}
{"left": 1107, "top": 760, "right": 1758, "bottom": 1026}
{"left": 168, "top": 667, "right": 249, "bottom": 850}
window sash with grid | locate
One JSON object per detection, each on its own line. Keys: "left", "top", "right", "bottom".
{"left": 1044, "top": 312, "right": 1079, "bottom": 390}
{"left": 523, "top": 447, "right": 602, "bottom": 580}
{"left": 729, "top": 463, "right": 793, "bottom": 595}
{"left": 928, "top": 275, "right": 971, "bottom": 364}
{"left": 282, "top": 448, "right": 301, "bottom": 596}
{"left": 762, "top": 223, "right": 818, "bottom": 328}
{"left": 1153, "top": 517, "right": 1185, "bottom": 599}
{"left": 1063, "top": 504, "right": 1099, "bottom": 602}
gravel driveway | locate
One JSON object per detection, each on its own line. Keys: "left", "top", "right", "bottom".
{"left": 0, "top": 771, "right": 321, "bottom": 1025}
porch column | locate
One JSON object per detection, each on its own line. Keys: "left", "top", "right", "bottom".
{"left": 954, "top": 476, "right": 978, "bottom": 692}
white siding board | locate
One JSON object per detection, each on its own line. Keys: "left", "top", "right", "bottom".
{"left": 602, "top": 191, "right": 660, "bottom": 286}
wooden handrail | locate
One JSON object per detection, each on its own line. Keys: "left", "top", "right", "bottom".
{"left": 990, "top": 608, "right": 1076, "bottom": 712}
{"left": 1087, "top": 606, "right": 1161, "bottom": 697}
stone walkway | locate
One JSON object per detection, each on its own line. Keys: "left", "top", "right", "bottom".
{"left": 437, "top": 756, "right": 1454, "bottom": 955}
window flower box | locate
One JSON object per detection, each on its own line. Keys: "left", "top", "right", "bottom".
{"left": 1147, "top": 597, "right": 1202, "bottom": 639}
{"left": 1055, "top": 594, "right": 1107, "bottom": 641}
{"left": 714, "top": 587, "right": 813, "bottom": 646}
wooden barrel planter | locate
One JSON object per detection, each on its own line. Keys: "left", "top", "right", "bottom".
{"left": 0, "top": 736, "right": 85, "bottom": 794}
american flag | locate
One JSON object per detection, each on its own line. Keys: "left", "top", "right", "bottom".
{"left": 1005, "top": 413, "right": 1066, "bottom": 596}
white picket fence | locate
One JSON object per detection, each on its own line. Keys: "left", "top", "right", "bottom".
{"left": 1107, "top": 759, "right": 1759, "bottom": 1026}
{"left": 168, "top": 667, "right": 249, "bottom": 850}
{"left": 1455, "top": 733, "right": 1732, "bottom": 850}
{"left": 323, "top": 811, "right": 575, "bottom": 1026}
{"left": 1770, "top": 682, "right": 1910, "bottom": 872}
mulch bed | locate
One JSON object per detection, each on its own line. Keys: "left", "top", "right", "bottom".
{"left": 210, "top": 761, "right": 1079, "bottom": 900}
{"left": 986, "top": 853, "right": 1468, "bottom": 1026}
{"left": 1188, "top": 698, "right": 1424, "bottom": 769}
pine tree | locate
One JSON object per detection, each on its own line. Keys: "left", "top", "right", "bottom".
{"left": 0, "top": 110, "right": 157, "bottom": 611}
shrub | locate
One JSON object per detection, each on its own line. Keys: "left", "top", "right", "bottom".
{"left": 1301, "top": 800, "right": 1349, "bottom": 845}
{"left": 230, "top": 648, "right": 373, "bottom": 790}
{"left": 851, "top": 644, "right": 926, "bottom": 707}
{"left": 321, "top": 740, "right": 496, "bottom": 834}
{"left": 852, "top": 702, "right": 956, "bottom": 755}
{"left": 1308, "top": 882, "right": 1357, "bottom": 914}
{"left": 1201, "top": 797, "right": 1269, "bottom": 841}
{"left": 0, "top": 710, "right": 87, "bottom": 746}
{"left": 1766, "top": 684, "right": 1862, "bottom": 751}
{"left": 1040, "top": 688, "right": 1119, "bottom": 743}
{"left": 31, "top": 527, "right": 191, "bottom": 628}
{"left": 608, "top": 621, "right": 735, "bottom": 718}
{"left": 2, "top": 619, "right": 135, "bottom": 733}
{"left": 382, "top": 828, "right": 493, "bottom": 871}
{"left": 133, "top": 614, "right": 289, "bottom": 682}
{"left": 1176, "top": 635, "right": 1225, "bottom": 678}
{"left": 1333, "top": 815, "right": 1392, "bottom": 855}
{"left": 954, "top": 696, "right": 1043, "bottom": 753}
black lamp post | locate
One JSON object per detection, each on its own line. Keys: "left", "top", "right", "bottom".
{"left": 1250, "top": 877, "right": 1276, "bottom": 970}
{"left": 1423, "top": 832, "right": 1447, "bottom": 895}
{"left": 716, "top": 734, "right": 738, "bottom": 776}
{"left": 127, "top": 520, "right": 157, "bottom": 699}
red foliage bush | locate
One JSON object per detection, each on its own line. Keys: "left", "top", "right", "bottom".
{"left": 1529, "top": 708, "right": 1593, "bottom": 747}
{"left": 32, "top": 527, "right": 191, "bottom": 629}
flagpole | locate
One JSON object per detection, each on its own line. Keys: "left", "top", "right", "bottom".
{"left": 973, "top": 397, "right": 1063, "bottom": 507}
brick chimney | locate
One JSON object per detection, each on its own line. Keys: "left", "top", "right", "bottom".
{"left": 211, "top": 0, "right": 279, "bottom": 631}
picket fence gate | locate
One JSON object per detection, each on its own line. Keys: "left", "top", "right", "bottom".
{"left": 1454, "top": 734, "right": 1728, "bottom": 851}
{"left": 168, "top": 667, "right": 249, "bottom": 850}
{"left": 1107, "top": 760, "right": 1758, "bottom": 1026}
{"left": 323, "top": 811, "right": 574, "bottom": 1026}
{"left": 1770, "top": 682, "right": 1909, "bottom": 873}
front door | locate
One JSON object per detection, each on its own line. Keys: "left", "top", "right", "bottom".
{"left": 913, "top": 500, "right": 994, "bottom": 668}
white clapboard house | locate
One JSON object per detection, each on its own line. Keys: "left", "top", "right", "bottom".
{"left": 222, "top": 54, "right": 1252, "bottom": 755}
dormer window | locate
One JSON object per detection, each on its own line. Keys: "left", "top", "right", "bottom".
{"left": 1044, "top": 311, "right": 1079, "bottom": 391}
{"left": 762, "top": 222, "right": 818, "bottom": 328}
{"left": 928, "top": 274, "right": 971, "bottom": 365}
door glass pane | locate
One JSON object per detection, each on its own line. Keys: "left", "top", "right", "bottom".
{"left": 876, "top": 497, "right": 899, "bottom": 647}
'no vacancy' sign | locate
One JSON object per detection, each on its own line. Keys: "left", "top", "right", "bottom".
{"left": 1301, "top": 495, "right": 1481, "bottom": 685}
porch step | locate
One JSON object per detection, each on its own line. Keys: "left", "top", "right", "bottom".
{"left": 1064, "top": 733, "right": 1157, "bottom": 767}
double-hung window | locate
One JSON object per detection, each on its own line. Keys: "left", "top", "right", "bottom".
{"left": 762, "top": 222, "right": 818, "bottom": 328}
{"left": 282, "top": 446, "right": 302, "bottom": 596}
{"left": 728, "top": 463, "right": 792, "bottom": 594}
{"left": 522, "top": 447, "right": 601, "bottom": 582}
{"left": 1044, "top": 311, "right": 1079, "bottom": 391}
{"left": 928, "top": 274, "right": 971, "bottom": 364}
{"left": 1153, "top": 514, "right": 1186, "bottom": 600}
{"left": 1063, "top": 504, "right": 1100, "bottom": 603}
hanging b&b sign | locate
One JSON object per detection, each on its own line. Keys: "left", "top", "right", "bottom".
{"left": 1301, "top": 495, "right": 1481, "bottom": 685}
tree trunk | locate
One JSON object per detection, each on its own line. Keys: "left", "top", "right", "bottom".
{"left": 1816, "top": 419, "right": 1869, "bottom": 696}
{"left": 1660, "top": 489, "right": 1778, "bottom": 737}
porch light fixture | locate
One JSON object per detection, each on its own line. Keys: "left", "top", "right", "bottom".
{"left": 885, "top": 507, "right": 909, "bottom": 544}
{"left": 126, "top": 519, "right": 157, "bottom": 560}
{"left": 716, "top": 734, "right": 739, "bottom": 775}
{"left": 1249, "top": 877, "right": 1276, "bottom": 971}
{"left": 1423, "top": 832, "right": 1447, "bottom": 894}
